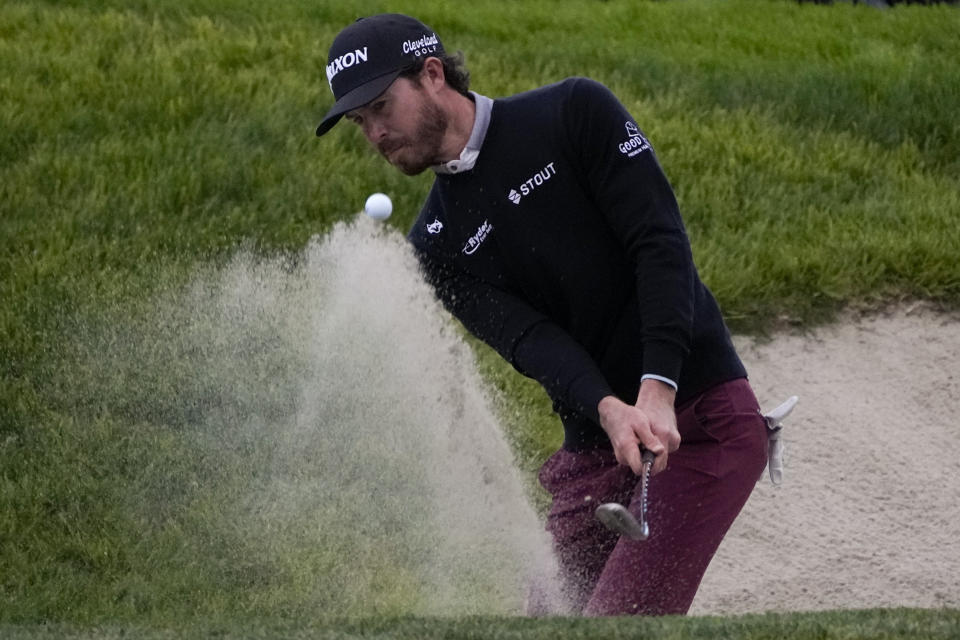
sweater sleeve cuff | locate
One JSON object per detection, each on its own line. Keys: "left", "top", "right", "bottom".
{"left": 640, "top": 373, "right": 678, "bottom": 391}
{"left": 568, "top": 373, "right": 615, "bottom": 424}
{"left": 642, "top": 340, "right": 686, "bottom": 387}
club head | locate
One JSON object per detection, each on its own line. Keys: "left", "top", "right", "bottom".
{"left": 595, "top": 503, "right": 649, "bottom": 541}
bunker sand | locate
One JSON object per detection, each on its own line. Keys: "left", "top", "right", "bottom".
{"left": 691, "top": 306, "right": 960, "bottom": 613}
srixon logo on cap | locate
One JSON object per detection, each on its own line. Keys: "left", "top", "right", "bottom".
{"left": 326, "top": 47, "right": 369, "bottom": 87}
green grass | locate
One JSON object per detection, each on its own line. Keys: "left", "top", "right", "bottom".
{"left": 2, "top": 0, "right": 959, "bottom": 635}
{"left": 2, "top": 609, "right": 960, "bottom": 639}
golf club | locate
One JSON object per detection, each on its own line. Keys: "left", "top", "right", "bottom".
{"left": 595, "top": 394, "right": 798, "bottom": 539}
{"left": 595, "top": 449, "right": 655, "bottom": 541}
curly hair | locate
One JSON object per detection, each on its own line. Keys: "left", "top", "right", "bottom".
{"left": 399, "top": 51, "right": 471, "bottom": 96}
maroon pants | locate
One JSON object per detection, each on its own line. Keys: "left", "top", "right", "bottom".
{"left": 538, "top": 378, "right": 768, "bottom": 615}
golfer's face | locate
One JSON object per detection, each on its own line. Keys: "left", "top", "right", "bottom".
{"left": 345, "top": 76, "right": 447, "bottom": 176}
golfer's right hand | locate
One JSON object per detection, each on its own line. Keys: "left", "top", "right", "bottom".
{"left": 597, "top": 395, "right": 675, "bottom": 476}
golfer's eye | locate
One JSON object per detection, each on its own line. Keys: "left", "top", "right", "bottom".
{"left": 346, "top": 113, "right": 362, "bottom": 125}
{"left": 371, "top": 99, "right": 386, "bottom": 113}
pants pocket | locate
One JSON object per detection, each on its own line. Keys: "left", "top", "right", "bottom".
{"left": 680, "top": 379, "right": 767, "bottom": 481}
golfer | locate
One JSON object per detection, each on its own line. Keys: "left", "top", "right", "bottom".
{"left": 316, "top": 14, "right": 769, "bottom": 616}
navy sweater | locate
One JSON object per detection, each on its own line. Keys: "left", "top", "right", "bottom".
{"left": 408, "top": 77, "right": 746, "bottom": 450}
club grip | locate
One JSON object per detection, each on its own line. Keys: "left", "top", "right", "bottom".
{"left": 641, "top": 449, "right": 655, "bottom": 465}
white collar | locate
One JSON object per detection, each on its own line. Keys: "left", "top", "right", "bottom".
{"left": 432, "top": 92, "right": 492, "bottom": 175}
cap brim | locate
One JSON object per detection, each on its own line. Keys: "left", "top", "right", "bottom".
{"left": 315, "top": 70, "right": 402, "bottom": 137}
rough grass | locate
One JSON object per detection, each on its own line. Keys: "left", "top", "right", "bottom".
{"left": 2, "top": 0, "right": 959, "bottom": 635}
{"left": 2, "top": 609, "right": 960, "bottom": 639}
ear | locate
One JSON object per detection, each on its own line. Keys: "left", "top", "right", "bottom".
{"left": 420, "top": 56, "right": 447, "bottom": 94}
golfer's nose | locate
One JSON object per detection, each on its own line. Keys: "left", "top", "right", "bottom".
{"left": 364, "top": 118, "right": 388, "bottom": 144}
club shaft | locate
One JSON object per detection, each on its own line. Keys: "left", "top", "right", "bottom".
{"left": 638, "top": 450, "right": 654, "bottom": 536}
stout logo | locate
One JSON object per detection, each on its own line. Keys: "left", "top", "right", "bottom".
{"left": 507, "top": 162, "right": 557, "bottom": 205}
{"left": 427, "top": 218, "right": 444, "bottom": 234}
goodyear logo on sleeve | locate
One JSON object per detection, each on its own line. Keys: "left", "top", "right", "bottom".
{"left": 618, "top": 121, "right": 651, "bottom": 157}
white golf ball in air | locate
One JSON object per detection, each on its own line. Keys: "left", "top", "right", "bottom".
{"left": 364, "top": 192, "right": 393, "bottom": 221}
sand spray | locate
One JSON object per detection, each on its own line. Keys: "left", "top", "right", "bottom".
{"left": 62, "top": 216, "right": 566, "bottom": 616}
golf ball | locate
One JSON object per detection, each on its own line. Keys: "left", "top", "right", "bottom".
{"left": 364, "top": 192, "right": 393, "bottom": 221}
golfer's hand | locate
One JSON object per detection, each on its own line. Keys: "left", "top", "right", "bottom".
{"left": 598, "top": 381, "right": 680, "bottom": 476}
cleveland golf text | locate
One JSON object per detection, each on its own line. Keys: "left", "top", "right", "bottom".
{"left": 402, "top": 33, "right": 440, "bottom": 56}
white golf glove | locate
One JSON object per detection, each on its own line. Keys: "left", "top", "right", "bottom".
{"left": 762, "top": 395, "right": 798, "bottom": 486}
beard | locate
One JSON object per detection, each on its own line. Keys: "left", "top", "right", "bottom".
{"left": 377, "top": 96, "right": 449, "bottom": 176}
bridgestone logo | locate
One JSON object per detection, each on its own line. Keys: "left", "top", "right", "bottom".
{"left": 326, "top": 47, "right": 369, "bottom": 86}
